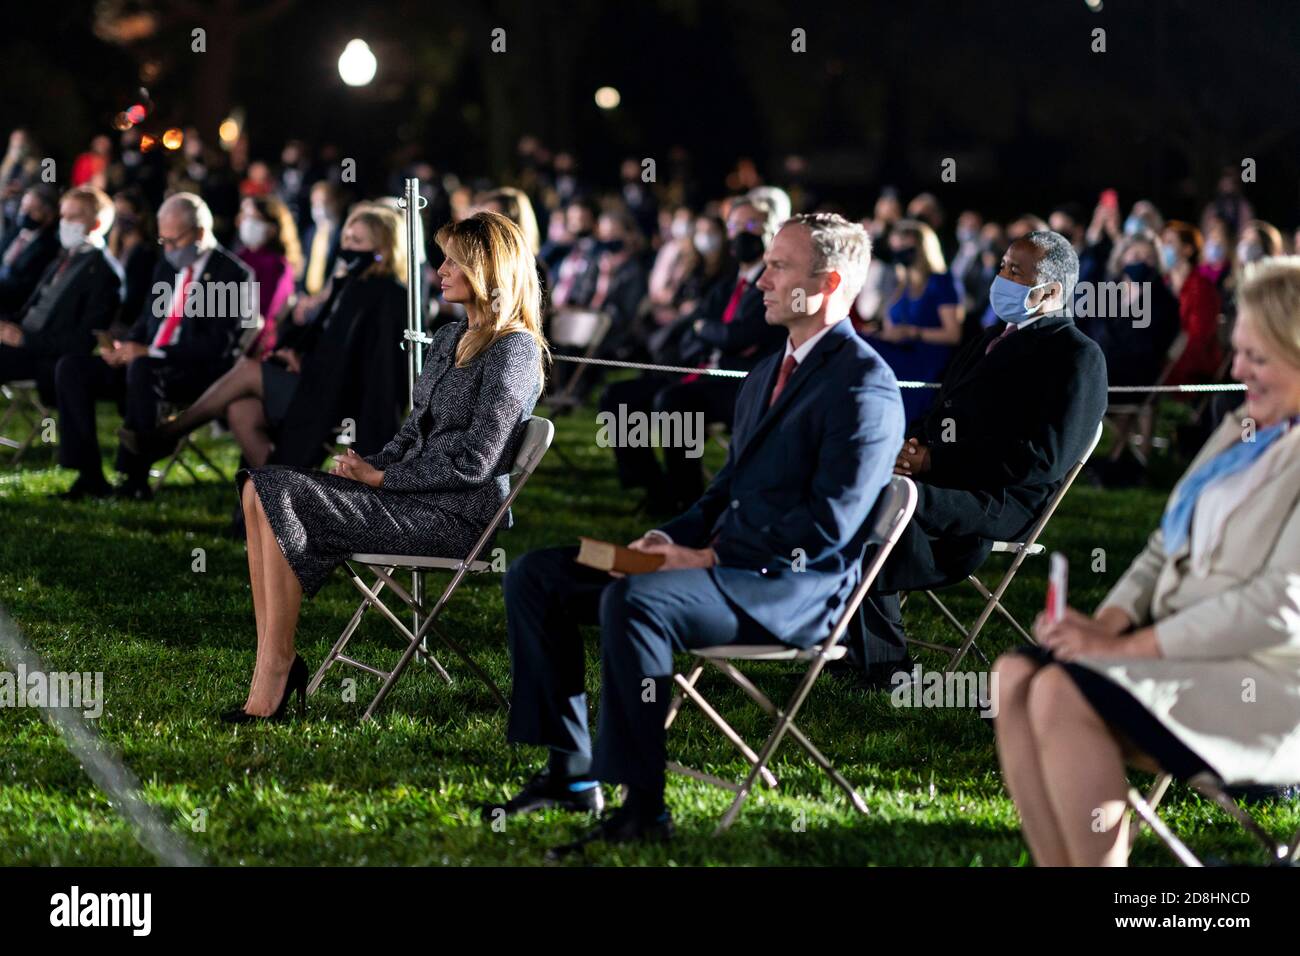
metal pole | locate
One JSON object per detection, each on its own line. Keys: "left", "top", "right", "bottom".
{"left": 399, "top": 178, "right": 432, "bottom": 652}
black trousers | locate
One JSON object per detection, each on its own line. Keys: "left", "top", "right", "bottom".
{"left": 849, "top": 482, "right": 1036, "bottom": 667}
{"left": 599, "top": 373, "right": 741, "bottom": 509}
{"left": 0, "top": 345, "right": 58, "bottom": 401}
{"left": 503, "top": 546, "right": 780, "bottom": 794}
{"left": 54, "top": 353, "right": 226, "bottom": 483}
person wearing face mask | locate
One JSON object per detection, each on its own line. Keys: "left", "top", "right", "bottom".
{"left": 235, "top": 195, "right": 302, "bottom": 358}
{"left": 867, "top": 218, "right": 963, "bottom": 425}
{"left": 299, "top": 181, "right": 347, "bottom": 296}
{"left": 586, "top": 208, "right": 649, "bottom": 359}
{"left": 601, "top": 197, "right": 786, "bottom": 514}
{"left": 51, "top": 191, "right": 255, "bottom": 500}
{"left": 540, "top": 196, "right": 601, "bottom": 305}
{"left": 646, "top": 205, "right": 700, "bottom": 325}
{"left": 0, "top": 185, "right": 61, "bottom": 313}
{"left": 840, "top": 231, "right": 1108, "bottom": 689}
{"left": 121, "top": 204, "right": 406, "bottom": 486}
{"left": 105, "top": 188, "right": 157, "bottom": 333}
{"left": 1083, "top": 233, "right": 1179, "bottom": 391}
{"left": 0, "top": 186, "right": 121, "bottom": 405}
{"left": 1160, "top": 221, "right": 1223, "bottom": 387}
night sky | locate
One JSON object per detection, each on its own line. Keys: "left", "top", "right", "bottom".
{"left": 5, "top": 0, "right": 1299, "bottom": 222}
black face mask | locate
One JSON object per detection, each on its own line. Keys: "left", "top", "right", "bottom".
{"left": 17, "top": 212, "right": 41, "bottom": 231}
{"left": 893, "top": 247, "right": 918, "bottom": 268}
{"left": 600, "top": 238, "right": 625, "bottom": 254}
{"left": 337, "top": 248, "right": 373, "bottom": 269}
{"left": 1122, "top": 262, "right": 1154, "bottom": 282}
{"left": 571, "top": 227, "right": 594, "bottom": 240}
{"left": 730, "top": 231, "right": 764, "bottom": 264}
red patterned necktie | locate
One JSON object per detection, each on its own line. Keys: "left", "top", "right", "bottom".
{"left": 768, "top": 353, "right": 799, "bottom": 407}
{"left": 984, "top": 322, "right": 1017, "bottom": 355}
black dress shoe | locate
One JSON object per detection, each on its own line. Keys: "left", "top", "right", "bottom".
{"left": 546, "top": 805, "right": 675, "bottom": 861}
{"left": 220, "top": 656, "right": 308, "bottom": 723}
{"left": 480, "top": 769, "right": 605, "bottom": 821}
{"left": 113, "top": 480, "right": 154, "bottom": 502}
{"left": 57, "top": 477, "right": 112, "bottom": 501}
{"left": 118, "top": 425, "right": 179, "bottom": 463}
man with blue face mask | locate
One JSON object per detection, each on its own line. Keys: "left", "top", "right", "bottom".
{"left": 838, "top": 231, "right": 1109, "bottom": 688}
{"left": 51, "top": 192, "right": 255, "bottom": 500}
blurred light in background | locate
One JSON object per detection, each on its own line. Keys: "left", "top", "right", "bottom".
{"left": 594, "top": 86, "right": 620, "bottom": 110}
{"left": 161, "top": 128, "right": 184, "bottom": 150}
{"left": 338, "top": 39, "right": 378, "bottom": 87}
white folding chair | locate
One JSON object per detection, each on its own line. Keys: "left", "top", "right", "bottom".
{"left": 909, "top": 423, "right": 1103, "bottom": 672}
{"left": 0, "top": 380, "right": 52, "bottom": 464}
{"left": 665, "top": 475, "right": 918, "bottom": 833}
{"left": 542, "top": 308, "right": 611, "bottom": 414}
{"left": 308, "top": 416, "right": 555, "bottom": 720}
{"left": 1128, "top": 771, "right": 1300, "bottom": 867}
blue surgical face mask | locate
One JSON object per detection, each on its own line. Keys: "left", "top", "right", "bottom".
{"left": 1160, "top": 244, "right": 1178, "bottom": 271}
{"left": 1123, "top": 215, "right": 1145, "bottom": 236}
{"left": 989, "top": 274, "right": 1050, "bottom": 324}
{"left": 1204, "top": 240, "right": 1225, "bottom": 265}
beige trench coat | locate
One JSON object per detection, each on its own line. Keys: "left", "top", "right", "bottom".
{"left": 1078, "top": 407, "right": 1300, "bottom": 785}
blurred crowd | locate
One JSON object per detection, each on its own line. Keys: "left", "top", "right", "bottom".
{"left": 1, "top": 122, "right": 1291, "bottom": 502}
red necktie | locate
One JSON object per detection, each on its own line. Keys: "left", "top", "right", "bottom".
{"left": 984, "top": 322, "right": 1017, "bottom": 355}
{"left": 721, "top": 276, "right": 747, "bottom": 324}
{"left": 152, "top": 266, "right": 193, "bottom": 350}
{"left": 768, "top": 354, "right": 798, "bottom": 407}
{"left": 683, "top": 276, "right": 749, "bottom": 384}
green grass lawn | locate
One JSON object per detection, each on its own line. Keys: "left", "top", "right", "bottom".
{"left": 0, "top": 392, "right": 1294, "bottom": 866}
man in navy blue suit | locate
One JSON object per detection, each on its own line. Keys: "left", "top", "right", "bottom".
{"left": 486, "top": 212, "right": 904, "bottom": 855}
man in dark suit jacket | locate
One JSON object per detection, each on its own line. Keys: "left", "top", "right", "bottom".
{"left": 0, "top": 187, "right": 121, "bottom": 401}
{"left": 53, "top": 192, "right": 254, "bottom": 499}
{"left": 845, "top": 231, "right": 1108, "bottom": 683}
{"left": 486, "top": 213, "right": 904, "bottom": 855}
{"left": 599, "top": 196, "right": 786, "bottom": 513}
{"left": 0, "top": 185, "right": 60, "bottom": 314}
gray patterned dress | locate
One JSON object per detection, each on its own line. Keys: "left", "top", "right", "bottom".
{"left": 238, "top": 318, "right": 542, "bottom": 597}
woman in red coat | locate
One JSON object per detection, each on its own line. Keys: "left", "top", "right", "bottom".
{"left": 1160, "top": 221, "right": 1223, "bottom": 385}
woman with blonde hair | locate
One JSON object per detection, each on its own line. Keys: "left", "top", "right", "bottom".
{"left": 868, "top": 217, "right": 963, "bottom": 423}
{"left": 223, "top": 210, "right": 547, "bottom": 721}
{"left": 123, "top": 203, "right": 408, "bottom": 470}
{"left": 994, "top": 256, "right": 1300, "bottom": 865}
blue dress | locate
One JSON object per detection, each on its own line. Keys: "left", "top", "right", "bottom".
{"left": 868, "top": 271, "right": 960, "bottom": 426}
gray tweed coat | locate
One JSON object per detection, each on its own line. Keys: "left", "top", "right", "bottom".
{"left": 240, "top": 318, "right": 542, "bottom": 597}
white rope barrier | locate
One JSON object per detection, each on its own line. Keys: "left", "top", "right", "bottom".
{"left": 550, "top": 354, "right": 1246, "bottom": 393}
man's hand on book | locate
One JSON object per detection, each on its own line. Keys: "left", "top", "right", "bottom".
{"left": 629, "top": 539, "right": 716, "bottom": 572}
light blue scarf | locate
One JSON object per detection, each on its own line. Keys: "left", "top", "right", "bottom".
{"left": 1160, "top": 415, "right": 1298, "bottom": 554}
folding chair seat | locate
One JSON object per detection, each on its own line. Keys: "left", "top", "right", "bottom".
{"left": 307, "top": 416, "right": 555, "bottom": 720}
{"left": 1128, "top": 771, "right": 1300, "bottom": 867}
{"left": 909, "top": 423, "right": 1103, "bottom": 672}
{"left": 541, "top": 308, "right": 611, "bottom": 415}
{"left": 665, "top": 475, "right": 918, "bottom": 833}
{"left": 0, "top": 380, "right": 52, "bottom": 464}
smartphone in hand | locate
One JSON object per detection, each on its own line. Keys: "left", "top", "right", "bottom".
{"left": 1046, "top": 552, "right": 1068, "bottom": 623}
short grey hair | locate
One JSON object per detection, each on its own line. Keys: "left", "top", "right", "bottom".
{"left": 731, "top": 194, "right": 781, "bottom": 246}
{"left": 785, "top": 212, "right": 873, "bottom": 303}
{"left": 745, "top": 186, "right": 792, "bottom": 227}
{"left": 1022, "top": 230, "right": 1079, "bottom": 312}
{"left": 159, "top": 191, "right": 217, "bottom": 249}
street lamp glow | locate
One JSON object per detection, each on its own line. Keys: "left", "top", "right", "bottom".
{"left": 338, "top": 39, "right": 377, "bottom": 87}
{"left": 594, "top": 86, "right": 620, "bottom": 110}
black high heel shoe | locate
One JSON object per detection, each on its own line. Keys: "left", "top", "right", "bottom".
{"left": 220, "top": 655, "right": 308, "bottom": 723}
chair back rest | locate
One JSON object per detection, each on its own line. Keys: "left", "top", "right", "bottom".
{"left": 1015, "top": 421, "right": 1103, "bottom": 548}
{"left": 549, "top": 308, "right": 611, "bottom": 350}
{"left": 510, "top": 416, "right": 555, "bottom": 481}
{"left": 826, "top": 476, "right": 918, "bottom": 649}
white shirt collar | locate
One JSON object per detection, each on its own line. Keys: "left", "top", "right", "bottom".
{"left": 784, "top": 320, "right": 840, "bottom": 365}
{"left": 739, "top": 260, "right": 763, "bottom": 284}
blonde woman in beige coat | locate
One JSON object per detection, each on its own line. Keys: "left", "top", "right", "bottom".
{"left": 994, "top": 256, "right": 1300, "bottom": 866}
